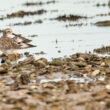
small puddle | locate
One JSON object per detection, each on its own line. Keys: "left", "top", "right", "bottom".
{"left": 3, "top": 72, "right": 105, "bottom": 85}
{"left": 37, "top": 72, "right": 105, "bottom": 84}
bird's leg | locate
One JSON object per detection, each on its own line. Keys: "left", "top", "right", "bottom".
{"left": 14, "top": 51, "right": 22, "bottom": 61}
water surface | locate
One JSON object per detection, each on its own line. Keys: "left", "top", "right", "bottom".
{"left": 0, "top": 0, "right": 110, "bottom": 60}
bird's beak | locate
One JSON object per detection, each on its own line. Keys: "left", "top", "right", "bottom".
{"left": 12, "top": 33, "right": 16, "bottom": 35}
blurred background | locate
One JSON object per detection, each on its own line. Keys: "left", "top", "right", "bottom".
{"left": 0, "top": 0, "right": 110, "bottom": 59}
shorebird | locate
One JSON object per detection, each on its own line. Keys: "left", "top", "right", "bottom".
{"left": 0, "top": 28, "right": 36, "bottom": 55}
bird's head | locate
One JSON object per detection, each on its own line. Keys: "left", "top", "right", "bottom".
{"left": 3, "top": 28, "right": 13, "bottom": 37}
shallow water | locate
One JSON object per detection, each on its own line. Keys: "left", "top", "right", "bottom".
{"left": 4, "top": 72, "right": 105, "bottom": 85}
{"left": 38, "top": 72, "right": 105, "bottom": 84}
{"left": 0, "top": 0, "right": 110, "bottom": 60}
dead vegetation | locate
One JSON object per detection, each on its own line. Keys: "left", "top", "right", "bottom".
{"left": 23, "top": 0, "right": 56, "bottom": 6}
{"left": 55, "top": 15, "right": 87, "bottom": 21}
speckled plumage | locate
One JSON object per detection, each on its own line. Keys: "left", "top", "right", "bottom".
{"left": 0, "top": 36, "right": 21, "bottom": 50}
{"left": 0, "top": 28, "right": 36, "bottom": 54}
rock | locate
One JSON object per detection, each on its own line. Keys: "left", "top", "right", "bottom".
{"left": 17, "top": 73, "right": 30, "bottom": 85}
{"left": 35, "top": 51, "right": 46, "bottom": 55}
{"left": 30, "top": 85, "right": 36, "bottom": 89}
{"left": 94, "top": 46, "right": 110, "bottom": 54}
{"left": 105, "top": 85, "right": 110, "bottom": 90}
{"left": 55, "top": 15, "right": 87, "bottom": 21}
{"left": 104, "top": 68, "right": 110, "bottom": 75}
{"left": 70, "top": 65, "right": 79, "bottom": 71}
{"left": 34, "top": 58, "right": 48, "bottom": 68}
{"left": 8, "top": 54, "right": 16, "bottom": 61}
{"left": 39, "top": 58, "right": 48, "bottom": 64}
{"left": 101, "top": 62, "right": 105, "bottom": 66}
{"left": 7, "top": 10, "right": 47, "bottom": 18}
{"left": 8, "top": 54, "right": 21, "bottom": 61}
{"left": 24, "top": 52, "right": 30, "bottom": 57}
{"left": 100, "top": 71, "right": 106, "bottom": 75}
{"left": 35, "top": 60, "right": 46, "bottom": 68}
{"left": 23, "top": 57, "right": 35, "bottom": 64}
{"left": 0, "top": 67, "right": 7, "bottom": 74}
{"left": 106, "top": 101, "right": 110, "bottom": 108}
{"left": 92, "top": 70, "right": 100, "bottom": 76}
{"left": 75, "top": 62, "right": 86, "bottom": 68}
{"left": 77, "top": 57, "right": 85, "bottom": 61}
{"left": 95, "top": 20, "right": 110, "bottom": 26}
{"left": 50, "top": 59, "right": 63, "bottom": 66}
{"left": 58, "top": 50, "right": 61, "bottom": 53}
{"left": 0, "top": 53, "right": 6, "bottom": 57}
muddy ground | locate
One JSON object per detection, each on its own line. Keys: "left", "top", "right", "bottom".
{"left": 0, "top": 53, "right": 109, "bottom": 110}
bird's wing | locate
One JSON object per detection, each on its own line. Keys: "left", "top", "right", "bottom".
{"left": 0, "top": 37, "right": 21, "bottom": 50}
{"left": 19, "top": 42, "right": 36, "bottom": 49}
{"left": 13, "top": 34, "right": 32, "bottom": 43}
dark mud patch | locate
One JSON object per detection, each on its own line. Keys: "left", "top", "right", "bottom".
{"left": 50, "top": 10, "right": 58, "bottom": 13}
{"left": 65, "top": 23, "right": 87, "bottom": 27}
{"left": 28, "top": 35, "right": 38, "bottom": 38}
{"left": 7, "top": 10, "right": 46, "bottom": 18}
{"left": 0, "top": 10, "right": 46, "bottom": 20}
{"left": 23, "top": 0, "right": 56, "bottom": 6}
{"left": 95, "top": 20, "right": 110, "bottom": 26}
{"left": 74, "top": 1, "right": 92, "bottom": 4}
{"left": 34, "top": 20, "right": 43, "bottom": 24}
{"left": 95, "top": 3, "right": 107, "bottom": 7}
{"left": 9, "top": 21, "right": 32, "bottom": 26}
{"left": 96, "top": 12, "right": 110, "bottom": 17}
{"left": 54, "top": 15, "right": 87, "bottom": 21}
{"left": 35, "top": 51, "right": 46, "bottom": 55}
{"left": 8, "top": 20, "right": 43, "bottom": 26}
{"left": 94, "top": 46, "right": 110, "bottom": 54}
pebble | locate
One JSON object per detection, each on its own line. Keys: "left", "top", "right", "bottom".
{"left": 105, "top": 85, "right": 110, "bottom": 90}
{"left": 92, "top": 70, "right": 100, "bottom": 76}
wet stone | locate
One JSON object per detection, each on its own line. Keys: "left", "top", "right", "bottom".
{"left": 106, "top": 101, "right": 110, "bottom": 108}
{"left": 92, "top": 70, "right": 100, "bottom": 76}
{"left": 94, "top": 46, "right": 110, "bottom": 54}
{"left": 95, "top": 20, "right": 110, "bottom": 26}
{"left": 24, "top": 52, "right": 30, "bottom": 57}
{"left": 17, "top": 73, "right": 30, "bottom": 85}
{"left": 0, "top": 67, "right": 7, "bottom": 74}
{"left": 50, "top": 59, "right": 64, "bottom": 66}
{"left": 7, "top": 10, "right": 47, "bottom": 18}
{"left": 23, "top": 0, "right": 56, "bottom": 6}
{"left": 0, "top": 9, "right": 47, "bottom": 20}
{"left": 0, "top": 52, "right": 109, "bottom": 109}
{"left": 8, "top": 54, "right": 17, "bottom": 61}
{"left": 75, "top": 62, "right": 87, "bottom": 68}
{"left": 35, "top": 51, "right": 46, "bottom": 55}
{"left": 35, "top": 60, "right": 47, "bottom": 68}
{"left": 22, "top": 57, "right": 35, "bottom": 65}
{"left": 55, "top": 15, "right": 87, "bottom": 21}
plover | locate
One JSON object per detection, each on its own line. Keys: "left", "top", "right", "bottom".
{"left": 0, "top": 28, "right": 36, "bottom": 55}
